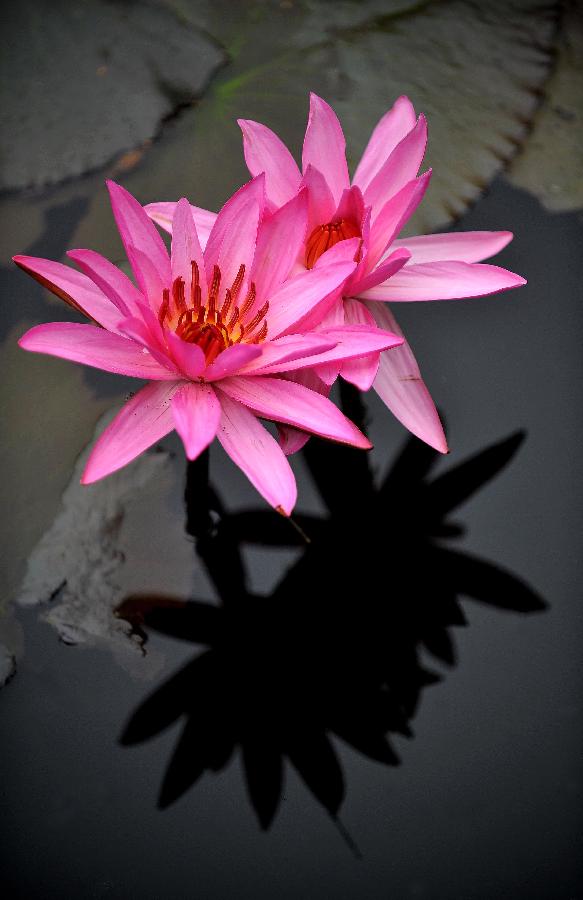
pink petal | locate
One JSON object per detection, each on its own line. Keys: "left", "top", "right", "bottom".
{"left": 67, "top": 249, "right": 143, "bottom": 319}
{"left": 265, "top": 262, "right": 355, "bottom": 339}
{"left": 353, "top": 96, "right": 417, "bottom": 192}
{"left": 366, "top": 171, "right": 432, "bottom": 268}
{"left": 313, "top": 297, "right": 346, "bottom": 328}
{"left": 314, "top": 236, "right": 362, "bottom": 269}
{"left": 82, "top": 381, "right": 180, "bottom": 484}
{"left": 277, "top": 426, "right": 310, "bottom": 456}
{"left": 218, "top": 375, "right": 372, "bottom": 449}
{"left": 391, "top": 230, "right": 514, "bottom": 264}
{"left": 164, "top": 330, "right": 206, "bottom": 381}
{"left": 116, "top": 316, "right": 180, "bottom": 374}
{"left": 367, "top": 303, "right": 447, "bottom": 452}
{"left": 333, "top": 185, "right": 365, "bottom": 228}
{"left": 363, "top": 115, "right": 428, "bottom": 219}
{"left": 203, "top": 344, "right": 263, "bottom": 381}
{"left": 13, "top": 255, "right": 124, "bottom": 333}
{"left": 290, "top": 299, "right": 345, "bottom": 384}
{"left": 313, "top": 361, "right": 341, "bottom": 387}
{"left": 125, "top": 244, "right": 166, "bottom": 311}
{"left": 130, "top": 300, "right": 168, "bottom": 355}
{"left": 171, "top": 198, "right": 207, "bottom": 299}
{"left": 145, "top": 202, "right": 217, "bottom": 247}
{"left": 237, "top": 334, "right": 338, "bottom": 375}
{"left": 171, "top": 382, "right": 221, "bottom": 460}
{"left": 18, "top": 322, "right": 177, "bottom": 379}
{"left": 302, "top": 94, "right": 350, "bottom": 205}
{"left": 338, "top": 299, "right": 380, "bottom": 391}
{"left": 252, "top": 324, "right": 402, "bottom": 375}
{"left": 107, "top": 181, "right": 170, "bottom": 287}
{"left": 238, "top": 118, "right": 302, "bottom": 208}
{"left": 353, "top": 248, "right": 411, "bottom": 295}
{"left": 215, "top": 390, "right": 297, "bottom": 514}
{"left": 362, "top": 261, "right": 526, "bottom": 302}
{"left": 204, "top": 175, "right": 265, "bottom": 295}
{"left": 251, "top": 189, "right": 308, "bottom": 302}
{"left": 277, "top": 370, "right": 330, "bottom": 456}
{"left": 301, "top": 164, "right": 337, "bottom": 232}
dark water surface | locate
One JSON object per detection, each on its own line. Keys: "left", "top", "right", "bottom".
{"left": 1, "top": 177, "right": 582, "bottom": 899}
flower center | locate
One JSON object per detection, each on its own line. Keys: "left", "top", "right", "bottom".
{"left": 305, "top": 218, "right": 361, "bottom": 269}
{"left": 159, "top": 262, "right": 268, "bottom": 365}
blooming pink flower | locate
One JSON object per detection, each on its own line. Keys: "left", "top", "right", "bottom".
{"left": 15, "top": 177, "right": 403, "bottom": 513}
{"left": 148, "top": 95, "right": 525, "bottom": 454}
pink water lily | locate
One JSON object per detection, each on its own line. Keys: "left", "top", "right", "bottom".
{"left": 148, "top": 95, "right": 525, "bottom": 454}
{"left": 15, "top": 177, "right": 404, "bottom": 513}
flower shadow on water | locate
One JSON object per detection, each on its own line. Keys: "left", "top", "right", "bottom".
{"left": 118, "top": 387, "right": 546, "bottom": 834}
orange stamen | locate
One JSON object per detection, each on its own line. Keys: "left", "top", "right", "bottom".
{"left": 305, "top": 218, "right": 361, "bottom": 269}
{"left": 158, "top": 259, "right": 269, "bottom": 369}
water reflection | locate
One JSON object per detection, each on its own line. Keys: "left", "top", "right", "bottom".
{"left": 118, "top": 386, "right": 545, "bottom": 830}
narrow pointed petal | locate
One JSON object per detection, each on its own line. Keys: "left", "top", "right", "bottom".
{"left": 367, "top": 171, "right": 432, "bottom": 268}
{"left": 218, "top": 375, "right": 372, "bottom": 449}
{"left": 18, "top": 322, "right": 177, "bottom": 379}
{"left": 107, "top": 181, "right": 170, "bottom": 287}
{"left": 277, "top": 370, "right": 329, "bottom": 456}
{"left": 364, "top": 115, "right": 428, "bottom": 218}
{"left": 221, "top": 378, "right": 333, "bottom": 460}
{"left": 145, "top": 202, "right": 217, "bottom": 247}
{"left": 353, "top": 95, "right": 417, "bottom": 192}
{"left": 353, "top": 248, "right": 411, "bottom": 295}
{"left": 362, "top": 261, "right": 526, "bottom": 302}
{"left": 237, "top": 334, "right": 337, "bottom": 375}
{"left": 125, "top": 244, "right": 166, "bottom": 311}
{"left": 67, "top": 249, "right": 143, "bottom": 318}
{"left": 306, "top": 299, "right": 345, "bottom": 385}
{"left": 215, "top": 391, "right": 297, "bottom": 514}
{"left": 13, "top": 255, "right": 124, "bottom": 333}
{"left": 164, "top": 331, "right": 206, "bottom": 381}
{"left": 171, "top": 382, "right": 221, "bottom": 460}
{"left": 265, "top": 262, "right": 355, "bottom": 339}
{"left": 251, "top": 189, "right": 308, "bottom": 302}
{"left": 116, "top": 316, "right": 180, "bottom": 374}
{"left": 277, "top": 425, "right": 311, "bottom": 456}
{"left": 203, "top": 344, "right": 263, "bottom": 381}
{"left": 171, "top": 198, "right": 207, "bottom": 298}
{"left": 391, "top": 231, "right": 514, "bottom": 264}
{"left": 333, "top": 185, "right": 365, "bottom": 229}
{"left": 82, "top": 381, "right": 180, "bottom": 483}
{"left": 132, "top": 300, "right": 167, "bottom": 354}
{"left": 204, "top": 175, "right": 265, "bottom": 293}
{"left": 314, "top": 361, "right": 341, "bottom": 386}
{"left": 314, "top": 237, "right": 361, "bottom": 269}
{"left": 339, "top": 299, "right": 380, "bottom": 391}
{"left": 367, "top": 302, "right": 447, "bottom": 453}
{"left": 251, "top": 324, "right": 402, "bottom": 375}
{"left": 238, "top": 118, "right": 301, "bottom": 208}
{"left": 302, "top": 94, "right": 350, "bottom": 205}
{"left": 301, "top": 164, "right": 337, "bottom": 232}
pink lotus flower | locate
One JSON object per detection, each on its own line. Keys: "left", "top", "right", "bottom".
{"left": 15, "top": 177, "right": 404, "bottom": 514}
{"left": 148, "top": 95, "right": 525, "bottom": 454}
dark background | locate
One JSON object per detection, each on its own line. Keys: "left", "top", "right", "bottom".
{"left": 1, "top": 1, "right": 582, "bottom": 897}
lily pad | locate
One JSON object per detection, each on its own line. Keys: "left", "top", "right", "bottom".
{"left": 0, "top": 322, "right": 110, "bottom": 605}
{"left": 0, "top": 0, "right": 225, "bottom": 191}
{"left": 16, "top": 412, "right": 201, "bottom": 674}
{"left": 509, "top": 1, "right": 583, "bottom": 211}
{"left": 92, "top": 0, "right": 558, "bottom": 237}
